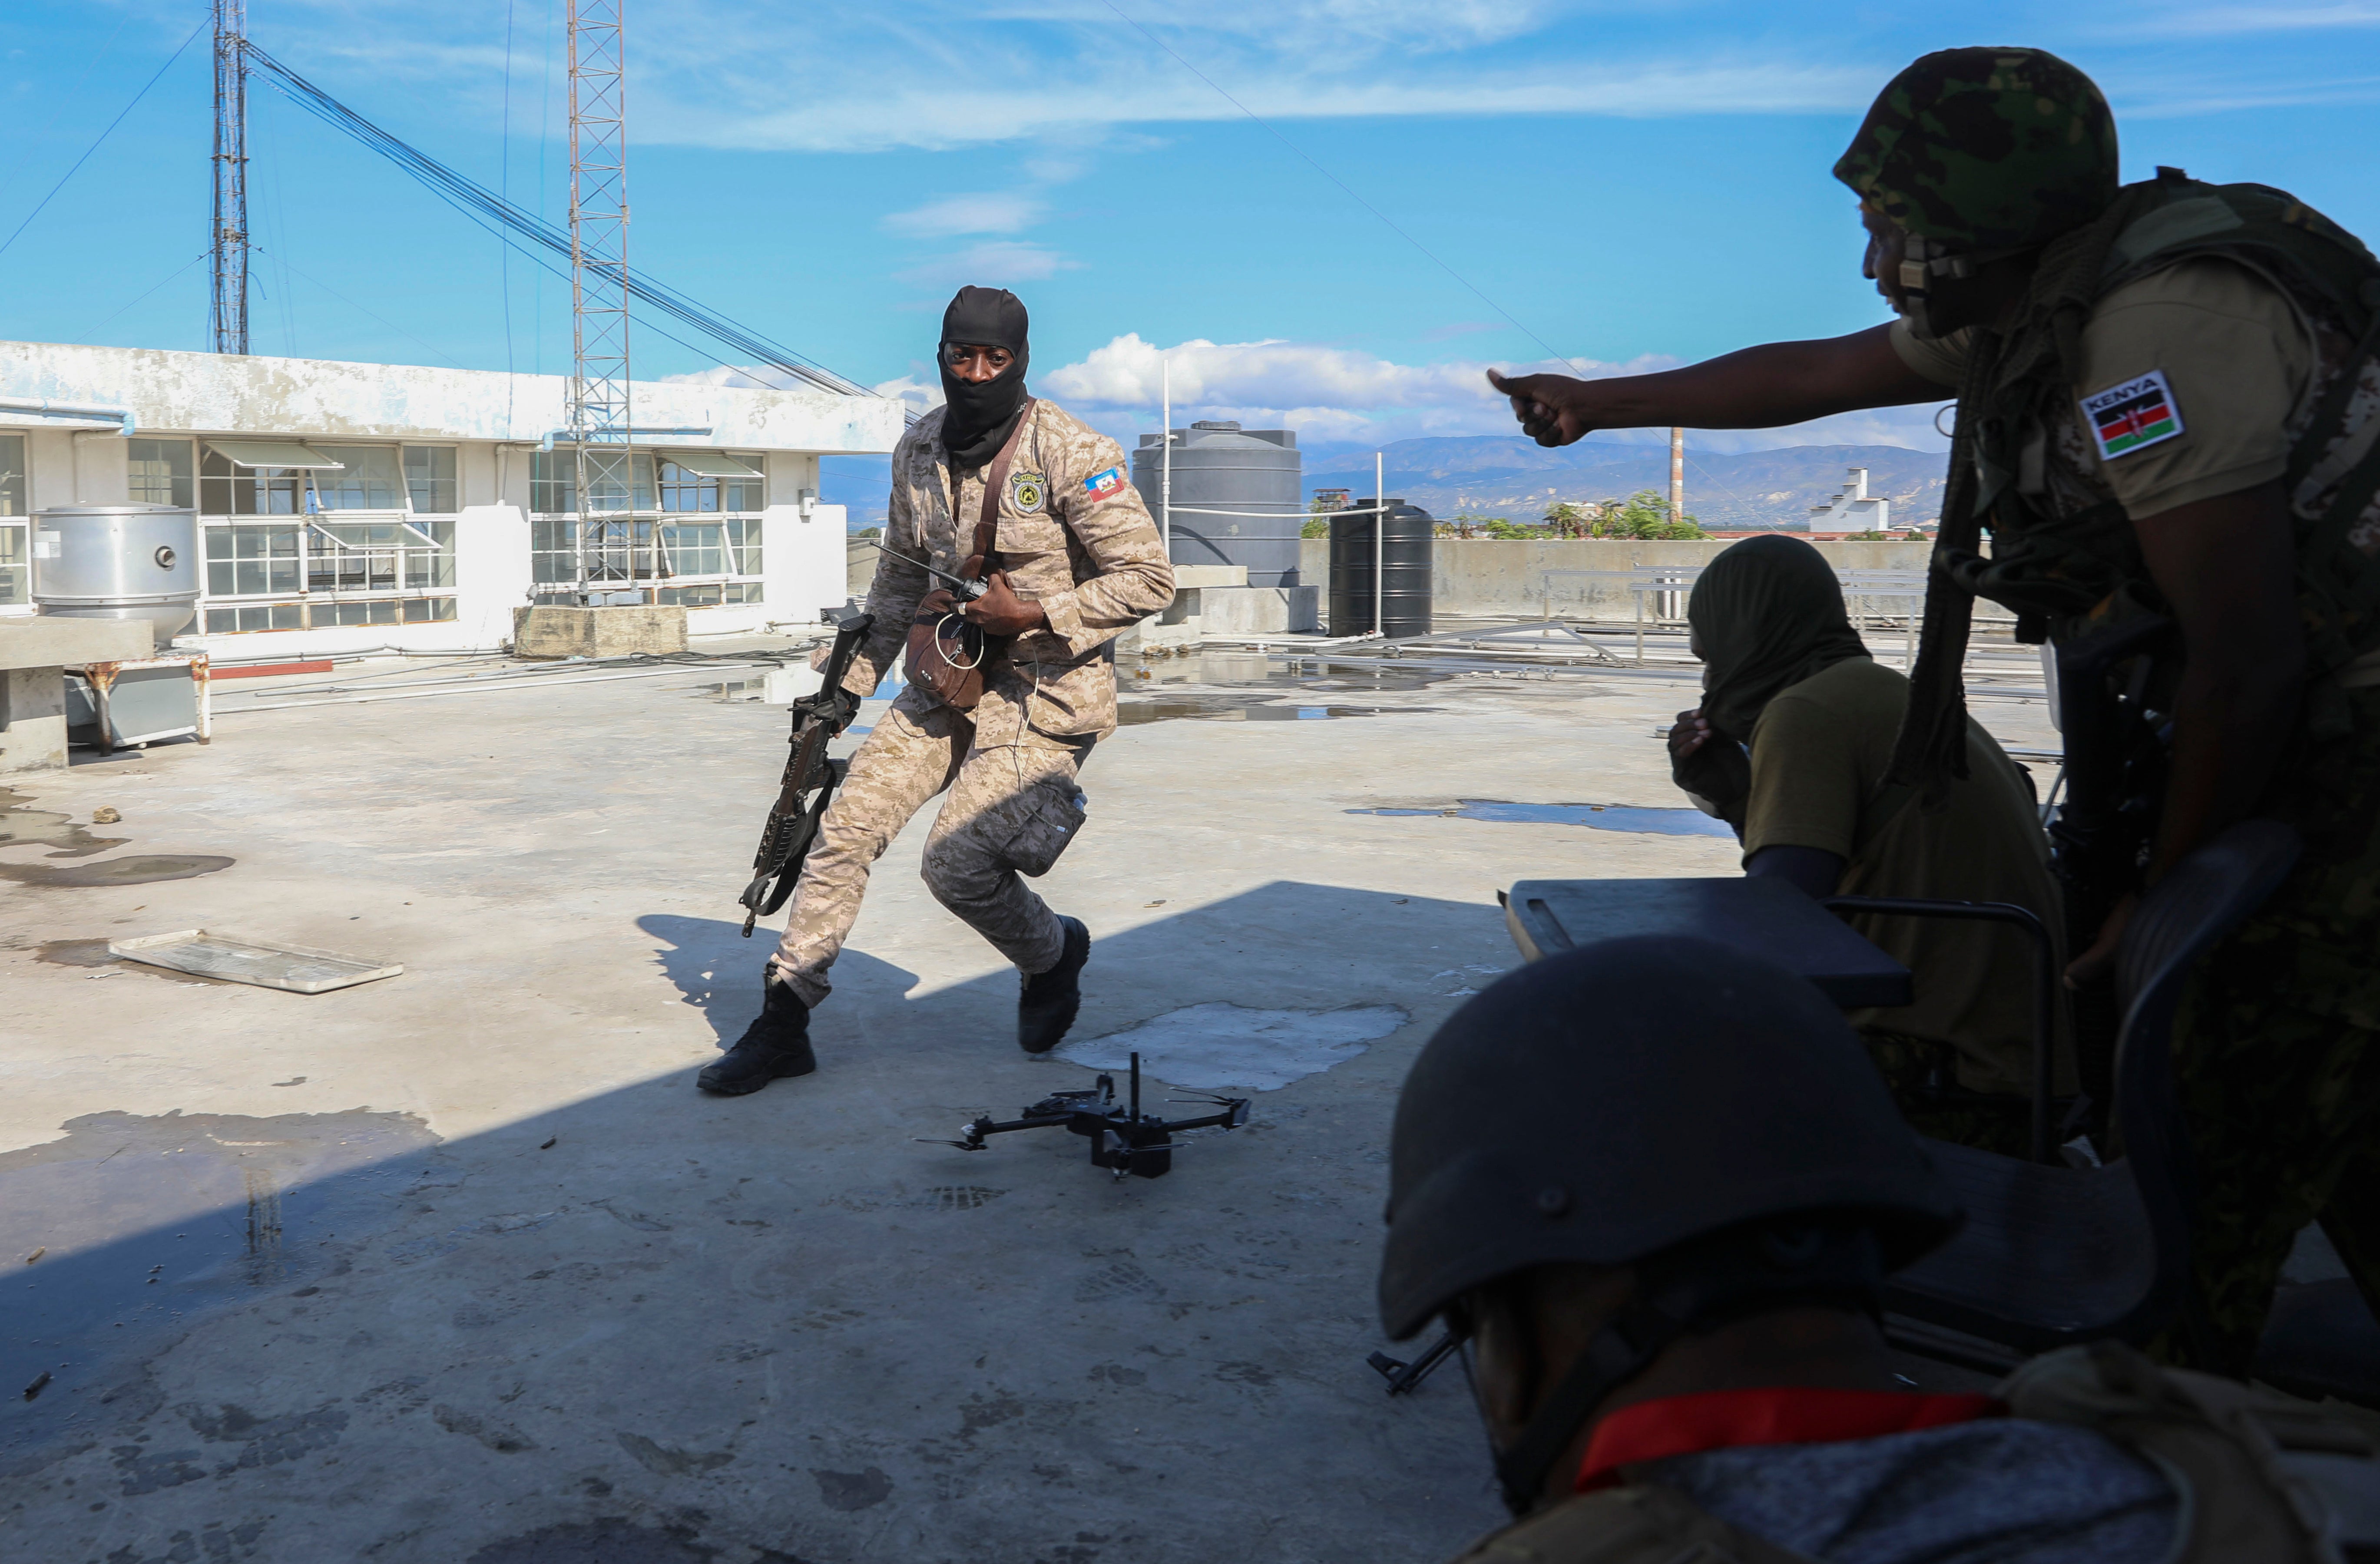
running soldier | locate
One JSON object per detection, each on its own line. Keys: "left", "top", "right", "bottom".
{"left": 1489, "top": 48, "right": 2380, "bottom": 1370}
{"left": 702, "top": 286, "right": 1173, "bottom": 1095}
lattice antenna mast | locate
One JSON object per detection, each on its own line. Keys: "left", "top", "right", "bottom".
{"left": 566, "top": 0, "right": 637, "bottom": 602}
{"left": 210, "top": 0, "right": 250, "bottom": 354}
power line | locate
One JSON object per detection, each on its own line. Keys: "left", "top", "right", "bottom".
{"left": 0, "top": 13, "right": 210, "bottom": 264}
{"left": 1099, "top": 1, "right": 1589, "bottom": 379}
{"left": 251, "top": 245, "right": 468, "bottom": 370}
{"left": 82, "top": 249, "right": 212, "bottom": 340}
{"left": 237, "top": 38, "right": 887, "bottom": 405}
{"left": 0, "top": 5, "right": 138, "bottom": 203}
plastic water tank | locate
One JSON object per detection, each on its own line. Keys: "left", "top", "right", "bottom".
{"left": 32, "top": 505, "right": 202, "bottom": 638}
{"left": 1131, "top": 421, "right": 1302, "bottom": 588}
{"left": 1328, "top": 499, "right": 1433, "bottom": 636}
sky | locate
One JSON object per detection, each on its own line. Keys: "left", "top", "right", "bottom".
{"left": 4, "top": 0, "right": 2379, "bottom": 481}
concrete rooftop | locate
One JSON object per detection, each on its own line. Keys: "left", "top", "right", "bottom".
{"left": 0, "top": 628, "right": 2060, "bottom": 1563}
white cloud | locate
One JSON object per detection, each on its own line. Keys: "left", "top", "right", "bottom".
{"left": 882, "top": 193, "right": 1048, "bottom": 237}
{"left": 894, "top": 240, "right": 1083, "bottom": 289}
{"left": 2154, "top": 3, "right": 2380, "bottom": 32}
{"left": 1039, "top": 333, "right": 1951, "bottom": 452}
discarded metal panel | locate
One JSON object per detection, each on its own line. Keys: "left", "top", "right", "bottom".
{"left": 106, "top": 929, "right": 402, "bottom": 993}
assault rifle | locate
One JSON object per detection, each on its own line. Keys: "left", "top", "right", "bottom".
{"left": 737, "top": 605, "right": 876, "bottom": 937}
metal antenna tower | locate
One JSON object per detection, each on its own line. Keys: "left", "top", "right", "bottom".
{"left": 566, "top": 0, "right": 638, "bottom": 602}
{"left": 210, "top": 0, "right": 250, "bottom": 354}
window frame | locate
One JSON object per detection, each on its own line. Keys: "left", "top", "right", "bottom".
{"left": 196, "top": 439, "right": 459, "bottom": 632}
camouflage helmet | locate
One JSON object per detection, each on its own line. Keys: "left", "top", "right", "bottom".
{"left": 1834, "top": 47, "right": 2118, "bottom": 253}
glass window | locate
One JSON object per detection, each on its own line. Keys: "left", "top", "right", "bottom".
{"left": 202, "top": 449, "right": 305, "bottom": 516}
{"left": 309, "top": 446, "right": 404, "bottom": 510}
{"left": 662, "top": 521, "right": 727, "bottom": 577}
{"left": 727, "top": 517, "right": 762, "bottom": 577}
{"left": 128, "top": 439, "right": 195, "bottom": 508}
{"left": 0, "top": 522, "right": 26, "bottom": 605}
{"left": 205, "top": 524, "right": 301, "bottom": 596}
{"left": 659, "top": 460, "right": 720, "bottom": 514}
{"left": 0, "top": 434, "right": 23, "bottom": 518}
{"left": 404, "top": 446, "right": 458, "bottom": 513}
{"left": 725, "top": 456, "right": 764, "bottom": 513}
{"left": 532, "top": 449, "right": 657, "bottom": 513}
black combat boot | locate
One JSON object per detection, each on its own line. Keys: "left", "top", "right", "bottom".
{"left": 698, "top": 972, "right": 817, "bottom": 1095}
{"left": 1017, "top": 916, "right": 1090, "bottom": 1054}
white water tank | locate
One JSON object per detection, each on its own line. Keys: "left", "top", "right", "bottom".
{"left": 33, "top": 505, "right": 202, "bottom": 638}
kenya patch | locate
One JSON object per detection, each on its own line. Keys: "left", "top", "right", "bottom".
{"left": 2081, "top": 369, "right": 2185, "bottom": 460}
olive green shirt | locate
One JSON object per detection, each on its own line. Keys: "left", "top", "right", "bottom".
{"left": 1744, "top": 658, "right": 2071, "bottom": 1095}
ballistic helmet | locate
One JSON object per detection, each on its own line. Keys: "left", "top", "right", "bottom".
{"left": 1378, "top": 935, "right": 1959, "bottom": 1343}
{"left": 1834, "top": 47, "right": 2118, "bottom": 256}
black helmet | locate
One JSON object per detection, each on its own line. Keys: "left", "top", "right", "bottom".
{"left": 1380, "top": 935, "right": 1957, "bottom": 1340}
{"left": 1380, "top": 936, "right": 1960, "bottom": 1512}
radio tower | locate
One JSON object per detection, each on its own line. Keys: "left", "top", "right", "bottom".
{"left": 566, "top": 0, "right": 636, "bottom": 602}
{"left": 210, "top": 0, "right": 249, "bottom": 354}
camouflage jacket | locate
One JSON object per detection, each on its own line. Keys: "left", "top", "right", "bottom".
{"left": 834, "top": 400, "right": 1173, "bottom": 745}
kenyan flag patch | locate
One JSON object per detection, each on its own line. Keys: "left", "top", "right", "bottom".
{"left": 2081, "top": 369, "right": 2185, "bottom": 460}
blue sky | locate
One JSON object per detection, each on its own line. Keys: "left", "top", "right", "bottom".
{"left": 5, "top": 0, "right": 2379, "bottom": 476}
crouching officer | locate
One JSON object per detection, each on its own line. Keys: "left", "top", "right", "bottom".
{"left": 1381, "top": 937, "right": 2380, "bottom": 1562}
{"left": 702, "top": 285, "right": 1173, "bottom": 1094}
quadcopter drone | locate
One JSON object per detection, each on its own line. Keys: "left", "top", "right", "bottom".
{"left": 923, "top": 1053, "right": 1251, "bottom": 1181}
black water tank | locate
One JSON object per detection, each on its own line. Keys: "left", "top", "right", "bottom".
{"left": 1328, "top": 498, "right": 1433, "bottom": 636}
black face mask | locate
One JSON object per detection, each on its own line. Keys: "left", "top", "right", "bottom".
{"left": 938, "top": 286, "right": 1031, "bottom": 470}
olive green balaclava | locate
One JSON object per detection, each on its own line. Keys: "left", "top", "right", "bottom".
{"left": 1690, "top": 535, "right": 1872, "bottom": 743}
{"left": 1833, "top": 46, "right": 2119, "bottom": 254}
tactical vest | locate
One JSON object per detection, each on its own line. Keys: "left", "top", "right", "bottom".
{"left": 1449, "top": 1341, "right": 2380, "bottom": 1564}
{"left": 1893, "top": 174, "right": 2380, "bottom": 784}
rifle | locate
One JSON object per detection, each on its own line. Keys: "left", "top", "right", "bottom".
{"left": 737, "top": 605, "right": 876, "bottom": 937}
{"left": 861, "top": 538, "right": 989, "bottom": 602}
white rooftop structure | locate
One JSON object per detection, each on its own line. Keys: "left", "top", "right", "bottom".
{"left": 1807, "top": 466, "right": 1891, "bottom": 534}
{"left": 0, "top": 342, "right": 903, "bottom": 655}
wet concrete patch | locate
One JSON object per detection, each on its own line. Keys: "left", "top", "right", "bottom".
{"left": 1, "top": 785, "right": 232, "bottom": 886}
{"left": 1, "top": 1108, "right": 443, "bottom": 1468}
{"left": 1117, "top": 695, "right": 1438, "bottom": 725}
{"left": 1059, "top": 1002, "right": 1409, "bottom": 1091}
{"left": 1349, "top": 797, "right": 1737, "bottom": 838}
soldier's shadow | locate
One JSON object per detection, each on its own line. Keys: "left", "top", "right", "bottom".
{"left": 638, "top": 913, "right": 920, "bottom": 1048}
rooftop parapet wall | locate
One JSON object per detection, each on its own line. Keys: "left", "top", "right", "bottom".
{"left": 0, "top": 341, "right": 904, "bottom": 454}
{"left": 1295, "top": 537, "right": 2013, "bottom": 622}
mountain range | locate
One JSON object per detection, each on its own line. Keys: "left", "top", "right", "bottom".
{"left": 825, "top": 436, "right": 1953, "bottom": 533}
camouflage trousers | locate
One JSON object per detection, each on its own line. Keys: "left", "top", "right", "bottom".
{"left": 1861, "top": 1028, "right": 2038, "bottom": 1159}
{"left": 769, "top": 688, "right": 1092, "bottom": 1008}
{"left": 2158, "top": 688, "right": 2380, "bottom": 1373}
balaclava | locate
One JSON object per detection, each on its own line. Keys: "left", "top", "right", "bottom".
{"left": 938, "top": 286, "right": 1031, "bottom": 470}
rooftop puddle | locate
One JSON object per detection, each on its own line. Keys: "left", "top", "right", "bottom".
{"left": 1350, "top": 798, "right": 1737, "bottom": 838}
{"left": 1059, "top": 1002, "right": 1409, "bottom": 1091}
{"left": 1117, "top": 697, "right": 1436, "bottom": 725}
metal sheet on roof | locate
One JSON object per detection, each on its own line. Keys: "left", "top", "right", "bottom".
{"left": 205, "top": 440, "right": 344, "bottom": 470}
{"left": 657, "top": 450, "right": 761, "bottom": 479}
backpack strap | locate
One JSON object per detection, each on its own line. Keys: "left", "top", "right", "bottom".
{"left": 966, "top": 398, "right": 1035, "bottom": 584}
{"left": 2002, "top": 1340, "right": 2380, "bottom": 1564}
{"left": 1451, "top": 1483, "right": 1824, "bottom": 1564}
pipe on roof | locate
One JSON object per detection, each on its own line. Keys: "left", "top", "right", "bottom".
{"left": 0, "top": 397, "right": 136, "bottom": 436}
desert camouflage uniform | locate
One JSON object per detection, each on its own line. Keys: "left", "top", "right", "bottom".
{"left": 768, "top": 399, "right": 1172, "bottom": 1007}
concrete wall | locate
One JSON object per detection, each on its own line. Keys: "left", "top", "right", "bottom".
{"left": 1291, "top": 537, "right": 1999, "bottom": 621}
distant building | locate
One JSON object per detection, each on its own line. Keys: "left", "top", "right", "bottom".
{"left": 1807, "top": 467, "right": 1891, "bottom": 533}
{"left": 1310, "top": 488, "right": 1350, "bottom": 512}
{"left": 0, "top": 341, "right": 901, "bottom": 654}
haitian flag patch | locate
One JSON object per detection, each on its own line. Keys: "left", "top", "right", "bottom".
{"left": 2080, "top": 369, "right": 2185, "bottom": 460}
{"left": 1083, "top": 466, "right": 1128, "bottom": 503}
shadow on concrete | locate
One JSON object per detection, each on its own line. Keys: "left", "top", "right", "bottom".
{"left": 2, "top": 879, "right": 1516, "bottom": 1561}
{"left": 637, "top": 913, "right": 920, "bottom": 1048}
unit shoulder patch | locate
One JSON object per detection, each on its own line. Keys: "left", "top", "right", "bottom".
{"left": 1082, "top": 466, "right": 1129, "bottom": 504}
{"left": 1009, "top": 470, "right": 1047, "bottom": 515}
{"left": 2080, "top": 369, "right": 2186, "bottom": 461}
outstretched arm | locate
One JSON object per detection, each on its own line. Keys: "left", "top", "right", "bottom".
{"left": 1489, "top": 324, "right": 1945, "bottom": 447}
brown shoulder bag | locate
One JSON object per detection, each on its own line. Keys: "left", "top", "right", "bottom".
{"left": 905, "top": 402, "right": 1033, "bottom": 711}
